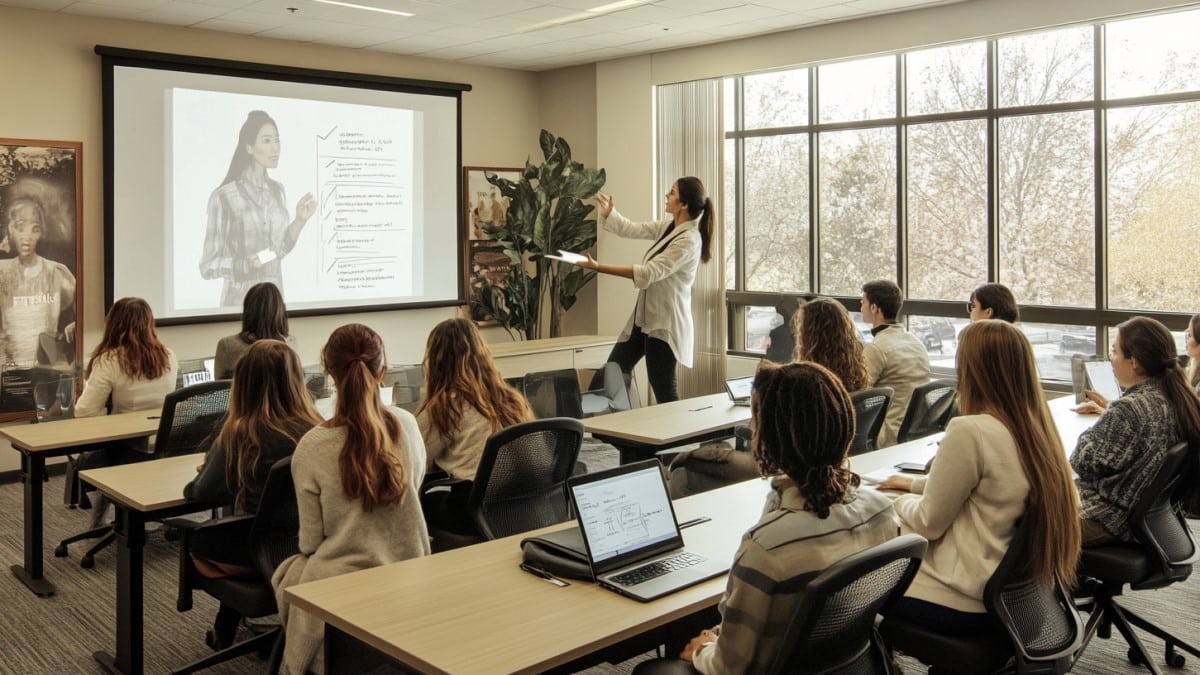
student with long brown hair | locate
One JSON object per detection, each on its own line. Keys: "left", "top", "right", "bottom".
{"left": 416, "top": 318, "right": 532, "bottom": 531}
{"left": 212, "top": 281, "right": 296, "bottom": 379}
{"left": 183, "top": 340, "right": 322, "bottom": 648}
{"left": 271, "top": 324, "right": 428, "bottom": 675}
{"left": 1186, "top": 314, "right": 1200, "bottom": 394}
{"left": 880, "top": 320, "right": 1080, "bottom": 634}
{"left": 1071, "top": 316, "right": 1200, "bottom": 543}
{"left": 75, "top": 298, "right": 179, "bottom": 525}
{"left": 792, "top": 296, "right": 869, "bottom": 392}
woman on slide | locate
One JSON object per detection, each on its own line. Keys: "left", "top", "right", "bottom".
{"left": 579, "top": 177, "right": 713, "bottom": 403}
{"left": 200, "top": 110, "right": 316, "bottom": 308}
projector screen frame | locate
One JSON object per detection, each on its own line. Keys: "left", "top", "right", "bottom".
{"left": 97, "top": 45, "right": 471, "bottom": 326}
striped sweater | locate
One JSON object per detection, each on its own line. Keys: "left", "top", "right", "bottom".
{"left": 1071, "top": 378, "right": 1180, "bottom": 541}
{"left": 691, "top": 478, "right": 898, "bottom": 674}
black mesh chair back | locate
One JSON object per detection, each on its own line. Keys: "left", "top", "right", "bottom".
{"left": 1126, "top": 442, "right": 1198, "bottom": 587}
{"left": 769, "top": 534, "right": 927, "bottom": 674}
{"left": 523, "top": 369, "right": 584, "bottom": 419}
{"left": 896, "top": 379, "right": 956, "bottom": 444}
{"left": 580, "top": 361, "right": 636, "bottom": 416}
{"left": 849, "top": 387, "right": 893, "bottom": 456}
{"left": 984, "top": 518, "right": 1084, "bottom": 668}
{"left": 153, "top": 380, "right": 232, "bottom": 459}
{"left": 468, "top": 418, "right": 584, "bottom": 540}
{"left": 248, "top": 456, "right": 301, "bottom": 580}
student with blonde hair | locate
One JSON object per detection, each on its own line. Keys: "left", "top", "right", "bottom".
{"left": 272, "top": 324, "right": 429, "bottom": 675}
{"left": 880, "top": 320, "right": 1080, "bottom": 634}
{"left": 793, "top": 297, "right": 869, "bottom": 392}
{"left": 417, "top": 318, "right": 533, "bottom": 532}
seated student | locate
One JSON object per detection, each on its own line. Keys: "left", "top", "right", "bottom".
{"left": 75, "top": 297, "right": 179, "bottom": 526}
{"left": 1186, "top": 314, "right": 1200, "bottom": 394}
{"left": 764, "top": 295, "right": 804, "bottom": 364}
{"left": 661, "top": 362, "right": 898, "bottom": 673}
{"left": 879, "top": 320, "right": 1080, "bottom": 634}
{"left": 1070, "top": 316, "right": 1200, "bottom": 545}
{"left": 182, "top": 339, "right": 322, "bottom": 648}
{"left": 272, "top": 324, "right": 429, "bottom": 675}
{"left": 213, "top": 281, "right": 296, "bottom": 379}
{"left": 416, "top": 318, "right": 532, "bottom": 532}
{"left": 793, "top": 296, "right": 869, "bottom": 392}
{"left": 967, "top": 282, "right": 1019, "bottom": 323}
{"left": 860, "top": 279, "right": 930, "bottom": 447}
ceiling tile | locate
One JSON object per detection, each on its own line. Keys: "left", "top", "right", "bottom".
{"left": 191, "top": 15, "right": 272, "bottom": 32}
{"left": 60, "top": 2, "right": 148, "bottom": 18}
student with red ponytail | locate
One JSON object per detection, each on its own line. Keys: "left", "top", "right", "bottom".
{"left": 271, "top": 323, "right": 429, "bottom": 675}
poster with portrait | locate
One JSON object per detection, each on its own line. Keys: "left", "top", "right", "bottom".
{"left": 462, "top": 166, "right": 520, "bottom": 325}
{"left": 0, "top": 139, "right": 83, "bottom": 419}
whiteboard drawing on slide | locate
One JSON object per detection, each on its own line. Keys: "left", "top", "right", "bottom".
{"left": 171, "top": 89, "right": 417, "bottom": 313}
{"left": 199, "top": 110, "right": 317, "bottom": 307}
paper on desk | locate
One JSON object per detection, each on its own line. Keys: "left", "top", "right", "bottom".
{"left": 858, "top": 441, "right": 940, "bottom": 486}
{"left": 545, "top": 250, "right": 587, "bottom": 264}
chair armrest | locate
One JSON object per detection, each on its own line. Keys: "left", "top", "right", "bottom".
{"left": 168, "top": 514, "right": 255, "bottom": 612}
{"left": 420, "top": 476, "right": 470, "bottom": 496}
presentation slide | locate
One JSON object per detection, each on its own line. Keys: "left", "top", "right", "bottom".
{"left": 108, "top": 63, "right": 461, "bottom": 321}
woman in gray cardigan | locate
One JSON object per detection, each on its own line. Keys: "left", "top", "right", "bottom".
{"left": 272, "top": 324, "right": 429, "bottom": 675}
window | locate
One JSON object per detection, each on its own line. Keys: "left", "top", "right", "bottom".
{"left": 819, "top": 56, "right": 895, "bottom": 123}
{"left": 997, "top": 27, "right": 1093, "bottom": 107}
{"left": 744, "top": 135, "right": 809, "bottom": 292}
{"left": 906, "top": 42, "right": 986, "bottom": 115}
{"left": 818, "top": 128, "right": 896, "bottom": 295}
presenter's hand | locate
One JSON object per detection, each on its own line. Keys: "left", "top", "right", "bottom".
{"left": 295, "top": 192, "right": 317, "bottom": 222}
{"left": 681, "top": 629, "right": 717, "bottom": 662}
{"left": 578, "top": 253, "right": 599, "bottom": 271}
{"left": 877, "top": 475, "right": 915, "bottom": 492}
{"left": 595, "top": 192, "right": 614, "bottom": 218}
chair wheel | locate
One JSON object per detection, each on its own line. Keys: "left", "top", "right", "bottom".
{"left": 1166, "top": 650, "right": 1185, "bottom": 668}
{"left": 54, "top": 544, "right": 67, "bottom": 557}
{"left": 1128, "top": 648, "right": 1144, "bottom": 665}
{"left": 80, "top": 554, "right": 94, "bottom": 569}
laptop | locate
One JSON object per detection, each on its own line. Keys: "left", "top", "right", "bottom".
{"left": 567, "top": 460, "right": 729, "bottom": 602}
{"left": 724, "top": 375, "right": 754, "bottom": 406}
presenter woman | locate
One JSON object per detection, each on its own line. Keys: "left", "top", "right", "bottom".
{"left": 200, "top": 110, "right": 316, "bottom": 308}
{"left": 580, "top": 177, "right": 713, "bottom": 403}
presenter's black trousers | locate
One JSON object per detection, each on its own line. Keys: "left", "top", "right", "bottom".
{"left": 604, "top": 326, "right": 679, "bottom": 404}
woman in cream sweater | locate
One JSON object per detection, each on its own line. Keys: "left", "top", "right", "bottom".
{"left": 879, "top": 320, "right": 1080, "bottom": 634}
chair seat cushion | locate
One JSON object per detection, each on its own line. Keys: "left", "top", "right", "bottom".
{"left": 193, "top": 576, "right": 278, "bottom": 618}
{"left": 1079, "top": 544, "right": 1153, "bottom": 584}
{"left": 879, "top": 617, "right": 1010, "bottom": 675}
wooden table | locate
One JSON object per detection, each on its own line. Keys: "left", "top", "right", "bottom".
{"left": 286, "top": 477, "right": 771, "bottom": 675}
{"left": 0, "top": 410, "right": 161, "bottom": 596}
{"left": 80, "top": 453, "right": 208, "bottom": 675}
{"left": 583, "top": 392, "right": 751, "bottom": 464}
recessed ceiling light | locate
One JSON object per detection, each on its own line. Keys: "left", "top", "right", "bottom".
{"left": 518, "top": 0, "right": 654, "bottom": 33}
{"left": 310, "top": 0, "right": 414, "bottom": 17}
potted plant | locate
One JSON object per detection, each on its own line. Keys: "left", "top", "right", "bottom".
{"left": 478, "top": 130, "right": 606, "bottom": 340}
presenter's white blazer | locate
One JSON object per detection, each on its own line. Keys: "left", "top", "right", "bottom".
{"left": 600, "top": 208, "right": 701, "bottom": 368}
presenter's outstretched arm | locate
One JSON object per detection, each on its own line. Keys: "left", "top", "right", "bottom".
{"left": 579, "top": 253, "right": 633, "bottom": 280}
{"left": 285, "top": 192, "right": 317, "bottom": 249}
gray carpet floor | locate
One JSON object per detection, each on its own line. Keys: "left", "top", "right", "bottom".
{"left": 0, "top": 439, "right": 1196, "bottom": 674}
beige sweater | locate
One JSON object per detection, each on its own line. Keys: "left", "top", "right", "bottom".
{"left": 75, "top": 349, "right": 178, "bottom": 417}
{"left": 864, "top": 325, "right": 930, "bottom": 447}
{"left": 272, "top": 407, "right": 430, "bottom": 675}
{"left": 417, "top": 404, "right": 493, "bottom": 481}
{"left": 893, "top": 414, "right": 1029, "bottom": 613}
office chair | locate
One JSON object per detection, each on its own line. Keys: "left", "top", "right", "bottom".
{"left": 579, "top": 361, "right": 637, "bottom": 417}
{"left": 168, "top": 456, "right": 297, "bottom": 675}
{"left": 634, "top": 534, "right": 928, "bottom": 675}
{"left": 1075, "top": 442, "right": 1200, "bottom": 674}
{"left": 523, "top": 368, "right": 584, "bottom": 419}
{"left": 896, "top": 379, "right": 957, "bottom": 444}
{"left": 879, "top": 517, "right": 1085, "bottom": 674}
{"left": 421, "top": 417, "right": 584, "bottom": 552}
{"left": 56, "top": 380, "right": 232, "bottom": 568}
{"left": 850, "top": 387, "right": 893, "bottom": 455}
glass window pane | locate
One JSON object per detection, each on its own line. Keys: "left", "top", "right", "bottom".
{"left": 744, "top": 135, "right": 809, "bottom": 292}
{"left": 818, "top": 128, "right": 897, "bottom": 294}
{"left": 744, "top": 304, "right": 782, "bottom": 354}
{"left": 723, "top": 137, "right": 737, "bottom": 291}
{"left": 907, "top": 314, "right": 968, "bottom": 370}
{"left": 906, "top": 42, "right": 987, "bottom": 115}
{"left": 907, "top": 120, "right": 987, "bottom": 300}
{"left": 723, "top": 77, "right": 736, "bottom": 131}
{"left": 744, "top": 69, "right": 808, "bottom": 129}
{"left": 1107, "top": 9, "right": 1200, "bottom": 99}
{"left": 818, "top": 56, "right": 896, "bottom": 123}
{"left": 997, "top": 26, "right": 1093, "bottom": 107}
{"left": 998, "top": 112, "right": 1094, "bottom": 307}
{"left": 1107, "top": 103, "right": 1200, "bottom": 312}
{"left": 1036, "top": 322, "right": 1095, "bottom": 382}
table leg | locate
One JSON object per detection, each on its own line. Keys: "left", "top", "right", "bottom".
{"left": 94, "top": 506, "right": 146, "bottom": 675}
{"left": 10, "top": 451, "right": 55, "bottom": 596}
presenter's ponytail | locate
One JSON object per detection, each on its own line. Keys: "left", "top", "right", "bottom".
{"left": 675, "top": 176, "right": 713, "bottom": 263}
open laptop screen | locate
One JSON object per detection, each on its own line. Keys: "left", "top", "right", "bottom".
{"left": 725, "top": 375, "right": 754, "bottom": 402}
{"left": 570, "top": 462, "right": 682, "bottom": 567}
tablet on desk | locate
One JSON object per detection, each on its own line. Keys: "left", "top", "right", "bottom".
{"left": 724, "top": 376, "right": 754, "bottom": 406}
{"left": 1084, "top": 361, "right": 1122, "bottom": 403}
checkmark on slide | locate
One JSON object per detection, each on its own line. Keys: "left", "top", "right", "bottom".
{"left": 325, "top": 159, "right": 336, "bottom": 168}
{"left": 317, "top": 125, "right": 338, "bottom": 141}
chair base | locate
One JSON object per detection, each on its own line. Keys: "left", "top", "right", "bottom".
{"left": 56, "top": 524, "right": 116, "bottom": 568}
{"left": 1079, "top": 593, "right": 1200, "bottom": 675}
{"left": 170, "top": 626, "right": 279, "bottom": 675}
{"left": 878, "top": 617, "right": 1012, "bottom": 675}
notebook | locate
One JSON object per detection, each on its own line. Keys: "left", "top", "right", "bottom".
{"left": 567, "top": 460, "right": 729, "bottom": 602}
{"left": 724, "top": 375, "right": 755, "bottom": 406}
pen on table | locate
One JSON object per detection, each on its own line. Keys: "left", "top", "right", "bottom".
{"left": 519, "top": 563, "right": 570, "bottom": 587}
{"left": 689, "top": 405, "right": 712, "bottom": 412}
{"left": 679, "top": 516, "right": 711, "bottom": 529}
{"left": 146, "top": 415, "right": 160, "bottom": 419}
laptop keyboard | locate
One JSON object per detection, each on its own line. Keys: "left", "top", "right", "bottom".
{"left": 611, "top": 552, "right": 706, "bottom": 586}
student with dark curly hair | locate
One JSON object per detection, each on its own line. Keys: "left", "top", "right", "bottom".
{"left": 793, "top": 296, "right": 869, "bottom": 392}
{"left": 656, "top": 362, "right": 898, "bottom": 674}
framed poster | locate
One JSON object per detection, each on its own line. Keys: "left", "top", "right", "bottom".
{"left": 462, "top": 166, "right": 520, "bottom": 325}
{"left": 0, "top": 139, "right": 83, "bottom": 420}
